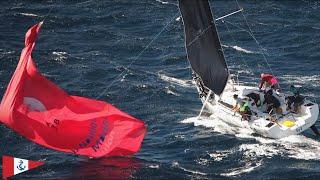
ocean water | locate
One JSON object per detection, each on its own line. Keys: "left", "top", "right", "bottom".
{"left": 0, "top": 0, "right": 320, "bottom": 179}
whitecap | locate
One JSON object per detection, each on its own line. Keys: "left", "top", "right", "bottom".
{"left": 222, "top": 44, "right": 255, "bottom": 54}
{"left": 148, "top": 164, "right": 160, "bottom": 169}
{"left": 172, "top": 161, "right": 207, "bottom": 176}
{"left": 165, "top": 87, "right": 180, "bottom": 96}
{"left": 20, "top": 13, "right": 38, "bottom": 17}
{"left": 174, "top": 134, "right": 185, "bottom": 139}
{"left": 280, "top": 74, "right": 320, "bottom": 88}
{"left": 196, "top": 158, "right": 210, "bottom": 166}
{"left": 0, "top": 50, "right": 15, "bottom": 58}
{"left": 231, "top": 46, "right": 254, "bottom": 54}
{"left": 220, "top": 161, "right": 262, "bottom": 177}
{"left": 120, "top": 74, "right": 128, "bottom": 82}
{"left": 209, "top": 150, "right": 234, "bottom": 162}
{"left": 155, "top": 0, "right": 177, "bottom": 6}
{"left": 239, "top": 134, "right": 320, "bottom": 161}
{"left": 156, "top": 0, "right": 169, "bottom": 4}
{"left": 52, "top": 51, "right": 68, "bottom": 62}
{"left": 158, "top": 73, "right": 193, "bottom": 88}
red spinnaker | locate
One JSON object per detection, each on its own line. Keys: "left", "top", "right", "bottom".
{"left": 0, "top": 22, "right": 146, "bottom": 158}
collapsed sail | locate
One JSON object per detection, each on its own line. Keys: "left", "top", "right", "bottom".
{"left": 178, "top": 0, "right": 229, "bottom": 95}
{"left": 0, "top": 22, "right": 146, "bottom": 158}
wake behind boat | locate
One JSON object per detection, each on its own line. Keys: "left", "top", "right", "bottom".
{"left": 178, "top": 0, "right": 319, "bottom": 139}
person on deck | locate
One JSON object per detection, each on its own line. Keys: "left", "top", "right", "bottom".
{"left": 286, "top": 85, "right": 305, "bottom": 113}
{"left": 263, "top": 91, "right": 282, "bottom": 114}
{"left": 259, "top": 73, "right": 280, "bottom": 91}
{"left": 232, "top": 94, "right": 242, "bottom": 112}
{"left": 233, "top": 94, "right": 252, "bottom": 120}
{"left": 239, "top": 101, "right": 252, "bottom": 121}
{"left": 245, "top": 92, "right": 262, "bottom": 107}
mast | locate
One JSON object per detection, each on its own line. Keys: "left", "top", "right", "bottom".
{"left": 178, "top": 0, "right": 229, "bottom": 95}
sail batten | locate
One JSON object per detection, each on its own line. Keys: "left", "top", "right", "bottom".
{"left": 178, "top": 0, "right": 229, "bottom": 95}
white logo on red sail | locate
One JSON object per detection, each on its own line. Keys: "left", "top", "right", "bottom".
{"left": 23, "top": 97, "right": 47, "bottom": 112}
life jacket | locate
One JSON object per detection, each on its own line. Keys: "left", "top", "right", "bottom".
{"left": 240, "top": 102, "right": 249, "bottom": 113}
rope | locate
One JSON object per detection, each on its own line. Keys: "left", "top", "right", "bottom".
{"left": 186, "top": 24, "right": 213, "bottom": 47}
{"left": 223, "top": 20, "right": 273, "bottom": 75}
{"left": 95, "top": 12, "right": 180, "bottom": 99}
{"left": 221, "top": 19, "right": 254, "bottom": 76}
{"left": 42, "top": 5, "right": 54, "bottom": 23}
{"left": 36, "top": 2, "right": 179, "bottom": 100}
{"left": 235, "top": 0, "right": 274, "bottom": 75}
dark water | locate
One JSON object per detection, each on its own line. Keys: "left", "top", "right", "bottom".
{"left": 1, "top": 0, "right": 320, "bottom": 179}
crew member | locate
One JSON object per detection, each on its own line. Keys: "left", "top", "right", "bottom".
{"left": 232, "top": 94, "right": 242, "bottom": 112}
{"left": 259, "top": 73, "right": 280, "bottom": 91}
{"left": 263, "top": 91, "right": 281, "bottom": 114}
{"left": 245, "top": 92, "right": 261, "bottom": 107}
{"left": 239, "top": 101, "right": 252, "bottom": 120}
{"left": 286, "top": 85, "right": 304, "bottom": 113}
{"left": 233, "top": 94, "right": 252, "bottom": 120}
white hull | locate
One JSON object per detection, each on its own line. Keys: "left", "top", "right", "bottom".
{"left": 199, "top": 83, "right": 319, "bottom": 139}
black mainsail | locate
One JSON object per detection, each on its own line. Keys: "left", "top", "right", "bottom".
{"left": 178, "top": 0, "right": 229, "bottom": 95}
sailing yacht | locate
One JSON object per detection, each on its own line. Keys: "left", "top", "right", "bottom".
{"left": 178, "top": 0, "right": 319, "bottom": 138}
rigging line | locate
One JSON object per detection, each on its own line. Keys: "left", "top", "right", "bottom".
{"left": 223, "top": 20, "right": 273, "bottom": 74}
{"left": 95, "top": 12, "right": 180, "bottom": 100}
{"left": 186, "top": 9, "right": 244, "bottom": 48}
{"left": 186, "top": 24, "right": 213, "bottom": 47}
{"left": 215, "top": 8, "right": 244, "bottom": 21}
{"left": 221, "top": 20, "right": 254, "bottom": 76}
{"left": 41, "top": 5, "right": 54, "bottom": 23}
{"left": 235, "top": 0, "right": 274, "bottom": 75}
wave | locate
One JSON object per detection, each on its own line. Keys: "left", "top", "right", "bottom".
{"left": 233, "top": 135, "right": 320, "bottom": 164}
{"left": 158, "top": 74, "right": 193, "bottom": 88}
{"left": 220, "top": 160, "right": 262, "bottom": 177}
{"left": 172, "top": 161, "right": 207, "bottom": 176}
{"left": 280, "top": 74, "right": 320, "bottom": 88}
{"left": 231, "top": 46, "right": 254, "bottom": 54}
{"left": 165, "top": 86, "right": 180, "bottom": 96}
{"left": 182, "top": 116, "right": 320, "bottom": 161}
{"left": 181, "top": 116, "right": 255, "bottom": 136}
{"left": 155, "top": 0, "right": 177, "bottom": 6}
{"left": 147, "top": 164, "right": 160, "bottom": 169}
{"left": 195, "top": 157, "right": 210, "bottom": 166}
{"left": 208, "top": 150, "right": 234, "bottom": 162}
{"left": 19, "top": 13, "right": 39, "bottom": 17}
{"left": 0, "top": 50, "right": 15, "bottom": 59}
{"left": 156, "top": 0, "right": 169, "bottom": 4}
{"left": 75, "top": 0, "right": 94, "bottom": 6}
{"left": 182, "top": 116, "right": 320, "bottom": 177}
{"left": 222, "top": 44, "right": 255, "bottom": 54}
{"left": 52, "top": 51, "right": 68, "bottom": 62}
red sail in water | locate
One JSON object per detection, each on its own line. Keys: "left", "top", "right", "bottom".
{"left": 0, "top": 22, "right": 146, "bottom": 158}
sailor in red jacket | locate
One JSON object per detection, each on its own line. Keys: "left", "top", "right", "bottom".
{"left": 259, "top": 73, "right": 280, "bottom": 91}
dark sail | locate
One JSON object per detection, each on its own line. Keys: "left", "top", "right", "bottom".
{"left": 178, "top": 0, "right": 229, "bottom": 95}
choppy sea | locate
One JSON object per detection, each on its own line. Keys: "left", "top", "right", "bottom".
{"left": 0, "top": 0, "right": 320, "bottom": 179}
